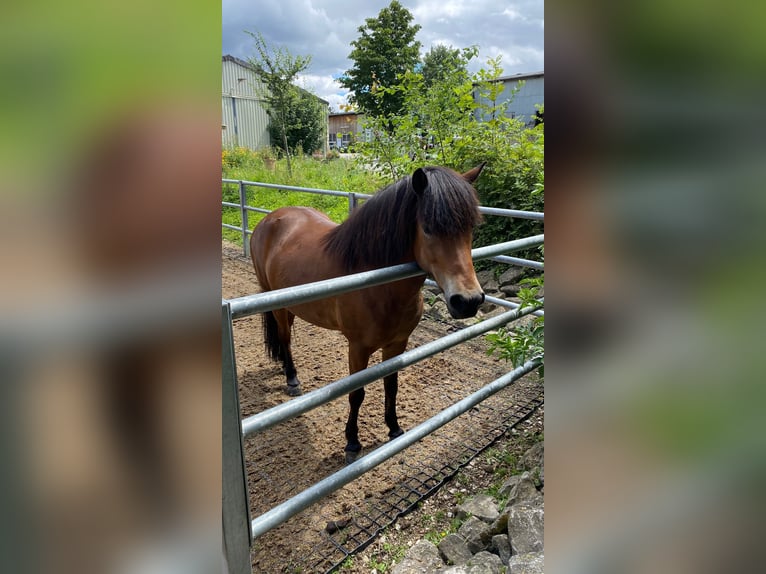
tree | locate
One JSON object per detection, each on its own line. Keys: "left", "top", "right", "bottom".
{"left": 267, "top": 87, "right": 324, "bottom": 156}
{"left": 421, "top": 44, "right": 472, "bottom": 88}
{"left": 356, "top": 55, "right": 544, "bottom": 258}
{"left": 340, "top": 1, "right": 421, "bottom": 119}
{"left": 246, "top": 30, "right": 315, "bottom": 174}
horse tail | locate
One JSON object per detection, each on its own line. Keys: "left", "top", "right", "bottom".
{"left": 262, "top": 310, "right": 286, "bottom": 364}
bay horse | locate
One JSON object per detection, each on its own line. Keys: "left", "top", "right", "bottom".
{"left": 250, "top": 164, "right": 486, "bottom": 462}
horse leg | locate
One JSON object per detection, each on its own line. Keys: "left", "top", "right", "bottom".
{"left": 263, "top": 309, "right": 301, "bottom": 396}
{"left": 344, "top": 343, "right": 372, "bottom": 464}
{"left": 278, "top": 310, "right": 302, "bottom": 395}
{"left": 382, "top": 340, "right": 407, "bottom": 440}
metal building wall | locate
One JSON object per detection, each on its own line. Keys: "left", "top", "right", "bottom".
{"left": 222, "top": 58, "right": 271, "bottom": 149}
{"left": 476, "top": 73, "right": 544, "bottom": 126}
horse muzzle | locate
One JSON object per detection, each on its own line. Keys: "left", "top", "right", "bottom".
{"left": 447, "top": 292, "right": 485, "bottom": 319}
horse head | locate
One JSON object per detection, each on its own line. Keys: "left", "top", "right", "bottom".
{"left": 411, "top": 164, "right": 486, "bottom": 319}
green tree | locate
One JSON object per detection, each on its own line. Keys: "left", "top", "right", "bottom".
{"left": 357, "top": 55, "right": 544, "bottom": 258}
{"left": 421, "top": 44, "right": 471, "bottom": 87}
{"left": 246, "top": 30, "right": 314, "bottom": 174}
{"left": 340, "top": 0, "right": 421, "bottom": 120}
{"left": 267, "top": 87, "right": 324, "bottom": 156}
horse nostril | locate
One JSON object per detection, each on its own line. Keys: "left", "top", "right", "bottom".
{"left": 449, "top": 293, "right": 483, "bottom": 318}
{"left": 449, "top": 294, "right": 466, "bottom": 312}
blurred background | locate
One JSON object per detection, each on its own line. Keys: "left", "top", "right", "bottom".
{"left": 0, "top": 1, "right": 220, "bottom": 573}
{"left": 545, "top": 0, "right": 766, "bottom": 572}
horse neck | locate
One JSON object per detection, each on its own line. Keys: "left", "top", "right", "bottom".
{"left": 325, "top": 182, "right": 419, "bottom": 272}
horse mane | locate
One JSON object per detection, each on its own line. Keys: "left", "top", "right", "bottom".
{"left": 322, "top": 166, "right": 482, "bottom": 271}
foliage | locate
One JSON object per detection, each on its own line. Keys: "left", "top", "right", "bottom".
{"left": 486, "top": 277, "right": 545, "bottom": 378}
{"left": 221, "top": 146, "right": 276, "bottom": 170}
{"left": 356, "top": 54, "right": 544, "bottom": 257}
{"left": 221, "top": 154, "right": 385, "bottom": 243}
{"left": 421, "top": 44, "right": 471, "bottom": 87}
{"left": 340, "top": 0, "right": 421, "bottom": 119}
{"left": 245, "top": 30, "right": 317, "bottom": 174}
{"left": 266, "top": 86, "right": 324, "bottom": 156}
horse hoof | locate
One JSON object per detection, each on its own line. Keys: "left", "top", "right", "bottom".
{"left": 389, "top": 428, "right": 405, "bottom": 439}
{"left": 345, "top": 450, "right": 360, "bottom": 464}
{"left": 286, "top": 385, "right": 302, "bottom": 396}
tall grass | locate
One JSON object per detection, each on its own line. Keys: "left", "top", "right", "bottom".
{"left": 221, "top": 148, "right": 386, "bottom": 245}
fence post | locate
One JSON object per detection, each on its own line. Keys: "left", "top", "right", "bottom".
{"left": 222, "top": 301, "right": 253, "bottom": 574}
{"left": 348, "top": 192, "right": 358, "bottom": 216}
{"left": 239, "top": 181, "right": 250, "bottom": 258}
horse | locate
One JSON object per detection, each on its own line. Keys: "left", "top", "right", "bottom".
{"left": 250, "top": 164, "right": 486, "bottom": 463}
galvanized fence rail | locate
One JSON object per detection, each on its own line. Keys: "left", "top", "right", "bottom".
{"left": 221, "top": 179, "right": 544, "bottom": 270}
{"left": 221, "top": 208, "right": 544, "bottom": 574}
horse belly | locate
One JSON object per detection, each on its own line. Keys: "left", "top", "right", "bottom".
{"left": 252, "top": 208, "right": 344, "bottom": 330}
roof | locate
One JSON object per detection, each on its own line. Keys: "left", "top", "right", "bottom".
{"left": 222, "top": 54, "right": 329, "bottom": 105}
{"left": 329, "top": 111, "right": 362, "bottom": 117}
{"left": 496, "top": 71, "right": 544, "bottom": 82}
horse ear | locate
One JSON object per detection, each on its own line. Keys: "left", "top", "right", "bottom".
{"left": 462, "top": 162, "right": 486, "bottom": 183}
{"left": 412, "top": 168, "right": 428, "bottom": 195}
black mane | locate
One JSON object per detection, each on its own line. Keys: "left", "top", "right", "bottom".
{"left": 322, "top": 166, "right": 481, "bottom": 271}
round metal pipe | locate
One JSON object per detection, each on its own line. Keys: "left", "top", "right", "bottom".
{"left": 249, "top": 357, "right": 541, "bottom": 540}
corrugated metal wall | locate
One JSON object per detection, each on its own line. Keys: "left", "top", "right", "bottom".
{"left": 222, "top": 59, "right": 271, "bottom": 149}
{"left": 475, "top": 74, "right": 544, "bottom": 126}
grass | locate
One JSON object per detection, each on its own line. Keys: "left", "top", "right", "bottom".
{"left": 221, "top": 149, "right": 386, "bottom": 245}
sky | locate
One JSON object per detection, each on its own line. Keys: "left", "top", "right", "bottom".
{"left": 222, "top": 0, "right": 544, "bottom": 111}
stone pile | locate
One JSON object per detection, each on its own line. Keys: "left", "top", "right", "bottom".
{"left": 392, "top": 442, "right": 544, "bottom": 574}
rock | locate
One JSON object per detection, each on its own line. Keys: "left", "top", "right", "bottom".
{"left": 498, "top": 267, "right": 525, "bottom": 287}
{"left": 478, "top": 300, "right": 497, "bottom": 314}
{"left": 489, "top": 510, "right": 509, "bottom": 536}
{"left": 497, "top": 474, "right": 523, "bottom": 498}
{"left": 507, "top": 471, "right": 543, "bottom": 507}
{"left": 499, "top": 284, "right": 520, "bottom": 297}
{"left": 507, "top": 552, "right": 544, "bottom": 574}
{"left": 458, "top": 516, "right": 491, "bottom": 554}
{"left": 476, "top": 270, "right": 500, "bottom": 294}
{"left": 438, "top": 534, "right": 473, "bottom": 566}
{"left": 520, "top": 442, "right": 544, "bottom": 472}
{"left": 467, "top": 551, "right": 504, "bottom": 573}
{"left": 489, "top": 534, "right": 512, "bottom": 565}
{"left": 456, "top": 494, "right": 500, "bottom": 524}
{"left": 436, "top": 566, "right": 469, "bottom": 574}
{"left": 392, "top": 540, "right": 443, "bottom": 574}
{"left": 507, "top": 505, "right": 544, "bottom": 554}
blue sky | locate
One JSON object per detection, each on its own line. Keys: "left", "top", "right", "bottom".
{"left": 222, "top": 0, "right": 544, "bottom": 111}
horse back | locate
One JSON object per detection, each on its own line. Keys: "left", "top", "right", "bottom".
{"left": 250, "top": 207, "right": 340, "bottom": 289}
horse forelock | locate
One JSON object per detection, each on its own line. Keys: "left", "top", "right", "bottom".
{"left": 417, "top": 166, "right": 482, "bottom": 236}
{"left": 322, "top": 166, "right": 481, "bottom": 271}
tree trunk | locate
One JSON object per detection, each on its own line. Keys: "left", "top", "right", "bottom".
{"left": 283, "top": 129, "right": 292, "bottom": 176}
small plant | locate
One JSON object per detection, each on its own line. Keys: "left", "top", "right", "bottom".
{"left": 369, "top": 557, "right": 387, "bottom": 572}
{"left": 486, "top": 276, "right": 544, "bottom": 378}
{"left": 339, "top": 556, "right": 354, "bottom": 570}
{"left": 424, "top": 529, "right": 447, "bottom": 545}
{"left": 222, "top": 146, "right": 257, "bottom": 169}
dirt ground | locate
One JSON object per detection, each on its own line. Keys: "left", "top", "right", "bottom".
{"left": 222, "top": 241, "right": 543, "bottom": 573}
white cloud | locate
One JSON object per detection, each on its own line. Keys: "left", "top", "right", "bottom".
{"left": 223, "top": 0, "right": 543, "bottom": 108}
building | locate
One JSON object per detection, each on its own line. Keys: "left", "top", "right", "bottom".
{"left": 222, "top": 55, "right": 329, "bottom": 151}
{"left": 324, "top": 70, "right": 543, "bottom": 150}
{"left": 475, "top": 71, "right": 544, "bottom": 126}
{"left": 328, "top": 111, "right": 367, "bottom": 150}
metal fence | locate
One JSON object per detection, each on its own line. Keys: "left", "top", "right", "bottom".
{"left": 221, "top": 179, "right": 544, "bottom": 574}
{"left": 221, "top": 179, "right": 544, "bottom": 270}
